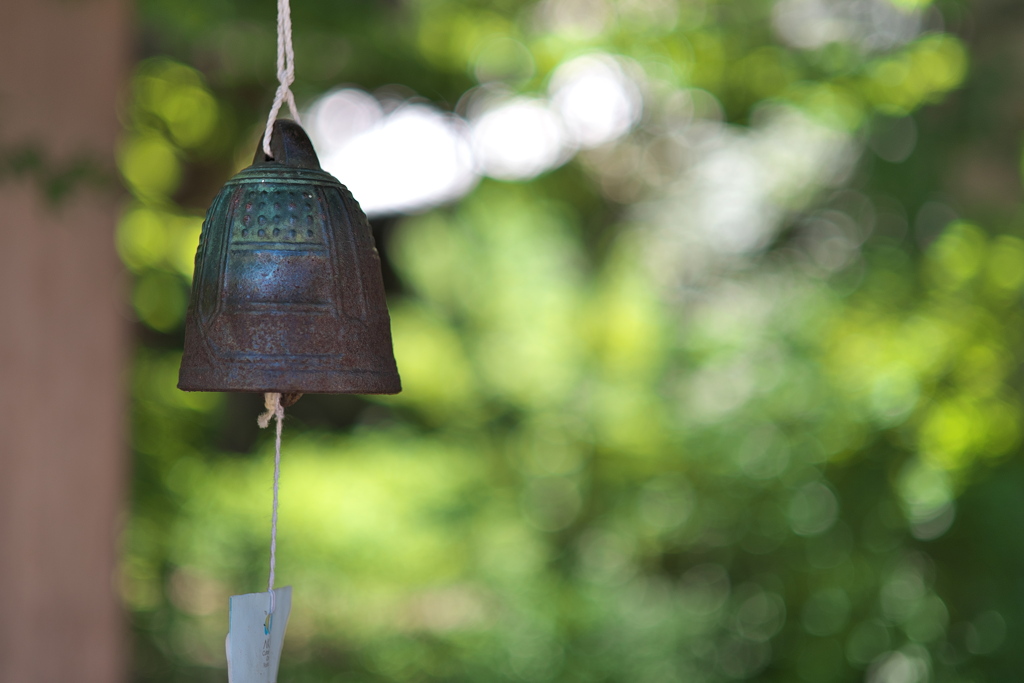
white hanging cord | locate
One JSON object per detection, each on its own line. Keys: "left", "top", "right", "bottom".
{"left": 257, "top": 391, "right": 286, "bottom": 612}
{"left": 262, "top": 0, "right": 302, "bottom": 159}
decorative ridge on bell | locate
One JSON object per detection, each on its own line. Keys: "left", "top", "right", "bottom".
{"left": 178, "top": 120, "right": 402, "bottom": 396}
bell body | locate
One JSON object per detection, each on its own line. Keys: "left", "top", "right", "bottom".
{"left": 179, "top": 121, "right": 401, "bottom": 394}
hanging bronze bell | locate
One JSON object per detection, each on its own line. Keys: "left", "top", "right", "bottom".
{"left": 178, "top": 120, "right": 401, "bottom": 395}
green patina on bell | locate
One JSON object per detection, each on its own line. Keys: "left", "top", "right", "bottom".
{"left": 178, "top": 120, "right": 401, "bottom": 395}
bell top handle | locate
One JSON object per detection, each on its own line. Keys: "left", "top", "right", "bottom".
{"left": 253, "top": 119, "right": 322, "bottom": 171}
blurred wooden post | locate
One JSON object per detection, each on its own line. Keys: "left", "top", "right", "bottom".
{"left": 0, "top": 1, "right": 130, "bottom": 681}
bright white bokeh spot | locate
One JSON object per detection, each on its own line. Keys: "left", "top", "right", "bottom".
{"left": 534, "top": 0, "right": 611, "bottom": 38}
{"left": 320, "top": 103, "right": 477, "bottom": 216}
{"left": 772, "top": 0, "right": 921, "bottom": 52}
{"left": 771, "top": 0, "right": 845, "bottom": 49}
{"left": 307, "top": 88, "right": 383, "bottom": 151}
{"left": 636, "top": 100, "right": 858, "bottom": 292}
{"left": 306, "top": 56, "right": 647, "bottom": 214}
{"left": 550, "top": 54, "right": 642, "bottom": 148}
{"left": 471, "top": 97, "right": 568, "bottom": 180}
{"left": 657, "top": 105, "right": 855, "bottom": 255}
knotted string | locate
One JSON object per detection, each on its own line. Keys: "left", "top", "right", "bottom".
{"left": 262, "top": 0, "right": 302, "bottom": 159}
{"left": 258, "top": 392, "right": 286, "bottom": 613}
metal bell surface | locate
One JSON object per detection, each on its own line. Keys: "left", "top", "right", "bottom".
{"left": 178, "top": 120, "right": 401, "bottom": 395}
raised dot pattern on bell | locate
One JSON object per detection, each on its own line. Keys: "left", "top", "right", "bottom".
{"left": 236, "top": 189, "right": 323, "bottom": 242}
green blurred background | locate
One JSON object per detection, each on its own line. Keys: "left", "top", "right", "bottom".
{"left": 118, "top": 0, "right": 1024, "bottom": 680}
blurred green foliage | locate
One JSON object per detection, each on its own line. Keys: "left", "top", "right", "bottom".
{"left": 119, "top": 0, "right": 1024, "bottom": 681}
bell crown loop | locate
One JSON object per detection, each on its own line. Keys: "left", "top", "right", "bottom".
{"left": 255, "top": 119, "right": 322, "bottom": 170}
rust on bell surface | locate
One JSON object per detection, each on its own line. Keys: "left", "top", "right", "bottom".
{"left": 178, "top": 120, "right": 401, "bottom": 395}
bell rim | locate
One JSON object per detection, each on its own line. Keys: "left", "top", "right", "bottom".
{"left": 177, "top": 371, "right": 402, "bottom": 395}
